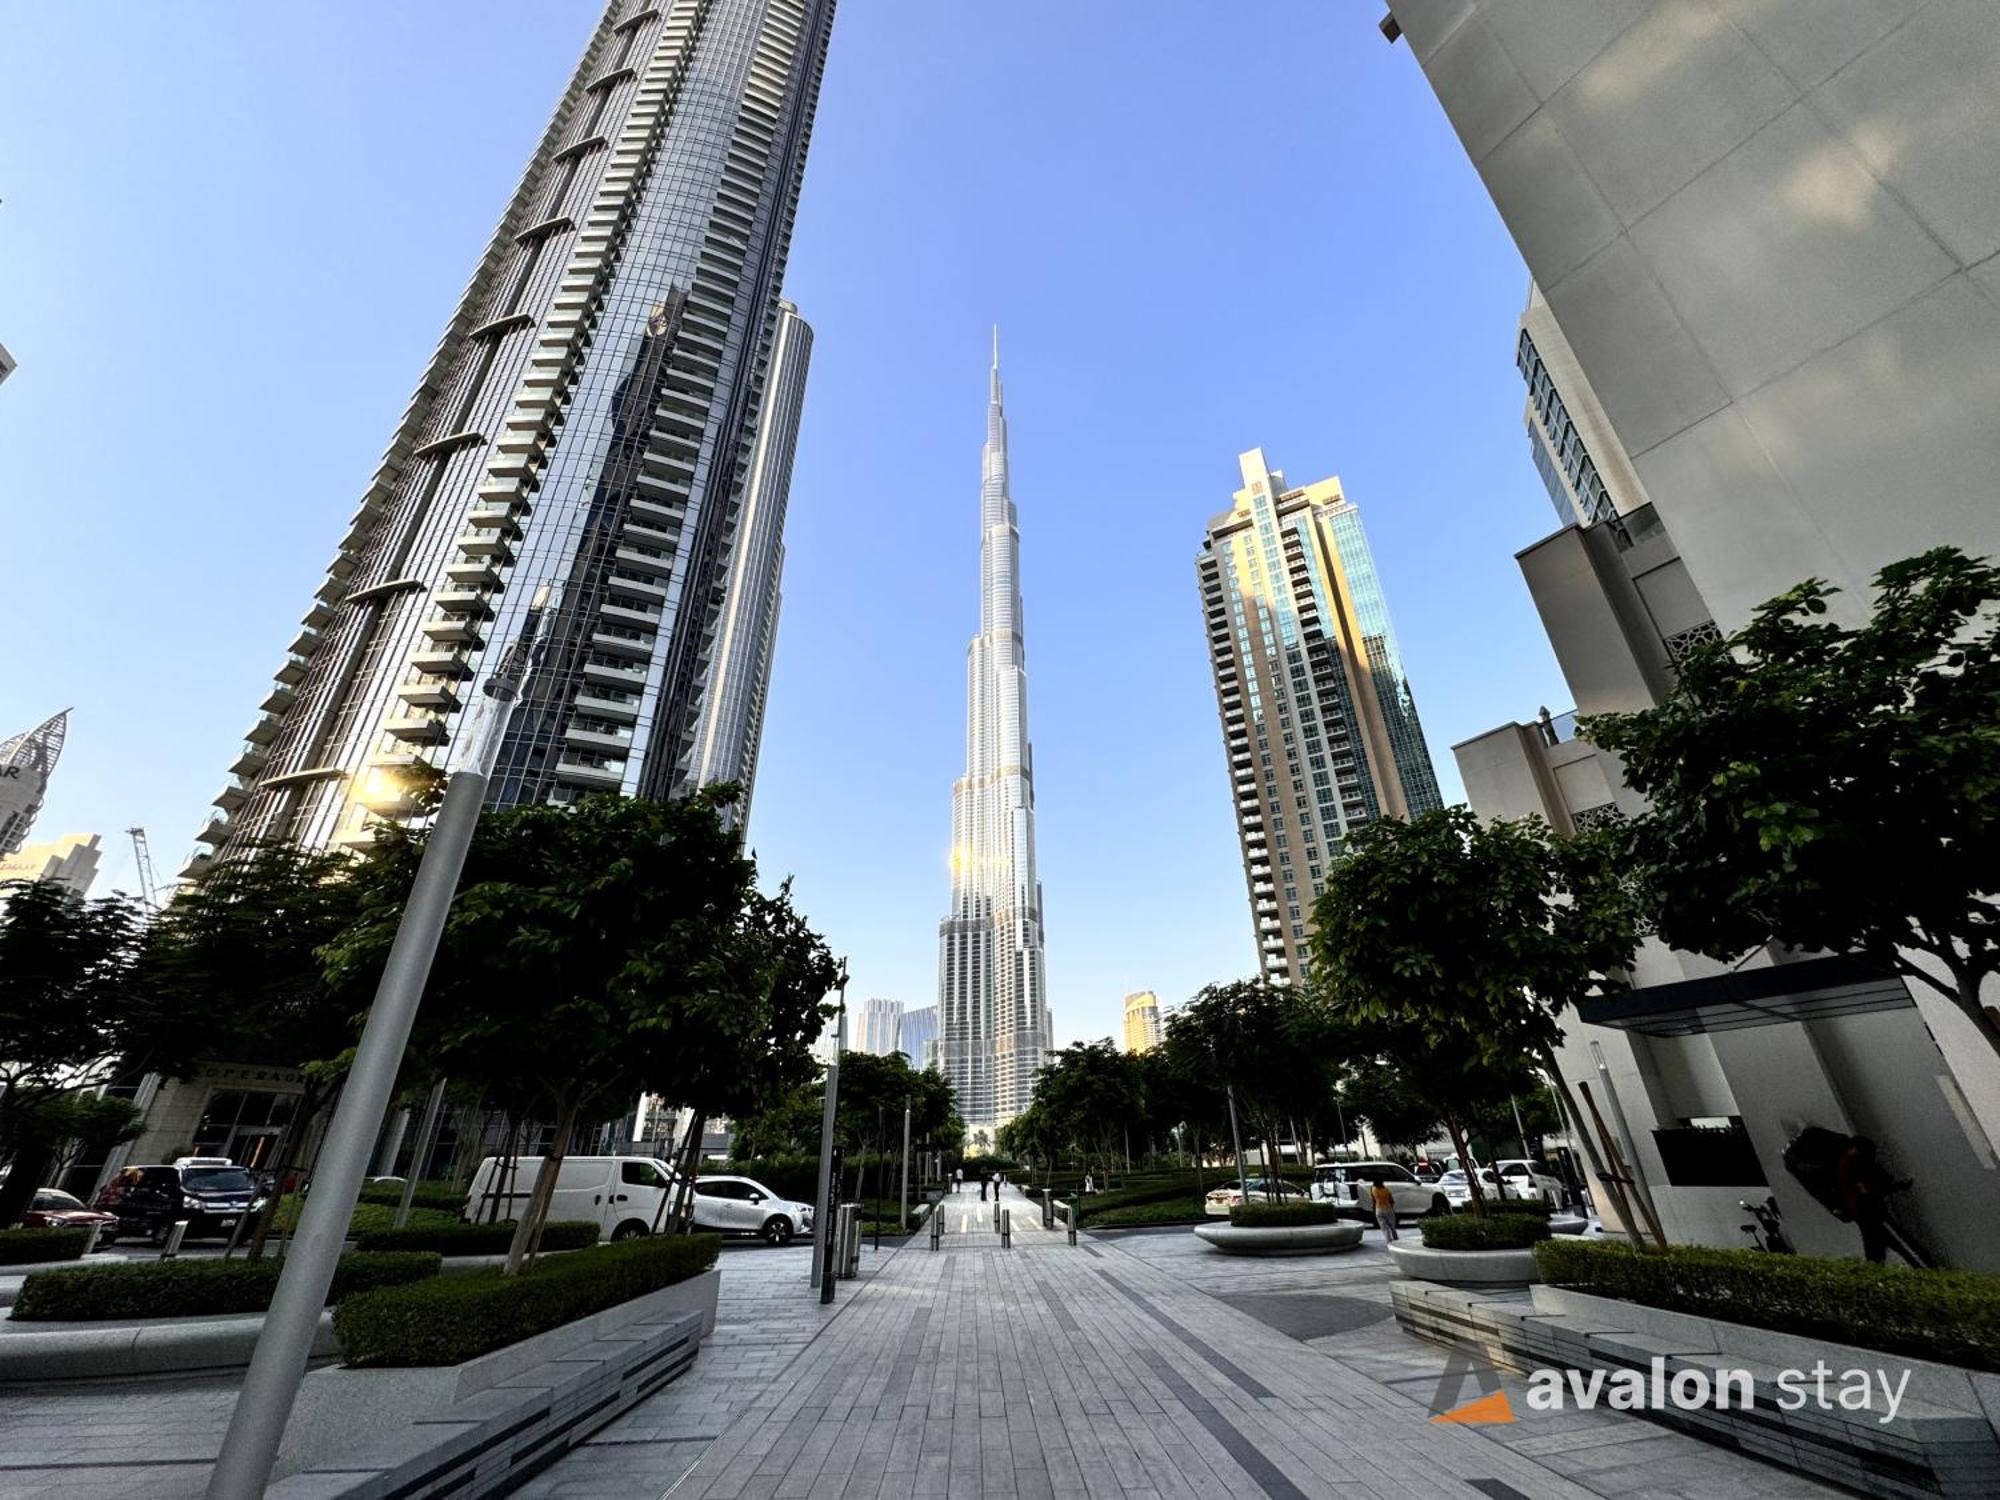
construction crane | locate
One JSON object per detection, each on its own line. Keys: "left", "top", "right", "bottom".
{"left": 126, "top": 826, "right": 161, "bottom": 910}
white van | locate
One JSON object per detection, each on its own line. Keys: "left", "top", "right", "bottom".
{"left": 463, "top": 1155, "right": 677, "bottom": 1242}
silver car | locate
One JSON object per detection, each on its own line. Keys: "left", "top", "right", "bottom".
{"left": 691, "top": 1175, "right": 814, "bottom": 1246}
{"left": 1312, "top": 1161, "right": 1449, "bottom": 1221}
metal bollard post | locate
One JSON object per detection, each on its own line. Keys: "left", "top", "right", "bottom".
{"left": 1043, "top": 1192, "right": 1053, "bottom": 1230}
{"left": 845, "top": 1208, "right": 862, "bottom": 1277}
{"left": 930, "top": 1202, "right": 942, "bottom": 1250}
{"left": 1064, "top": 1203, "right": 1077, "bottom": 1247}
{"left": 1000, "top": 1209, "right": 1011, "bottom": 1248}
{"left": 160, "top": 1220, "right": 190, "bottom": 1261}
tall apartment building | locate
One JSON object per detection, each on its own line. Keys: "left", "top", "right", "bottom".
{"left": 1197, "top": 451, "right": 1443, "bottom": 985}
{"left": 938, "top": 342, "right": 1052, "bottom": 1135}
{"left": 1517, "top": 283, "right": 1652, "bottom": 529}
{"left": 898, "top": 1004, "right": 939, "bottom": 1071}
{"left": 0, "top": 710, "right": 68, "bottom": 857}
{"left": 853, "top": 996, "right": 904, "bottom": 1058}
{"left": 1388, "top": 1, "right": 2000, "bottom": 1267}
{"left": 193, "top": 0, "right": 835, "bottom": 867}
{"left": 1122, "top": 991, "right": 1162, "bottom": 1055}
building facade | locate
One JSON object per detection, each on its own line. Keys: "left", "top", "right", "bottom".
{"left": 0, "top": 833, "right": 102, "bottom": 896}
{"left": 898, "top": 1003, "right": 939, "bottom": 1071}
{"left": 938, "top": 342, "right": 1052, "bottom": 1135}
{"left": 1122, "top": 991, "right": 1162, "bottom": 1054}
{"left": 1404, "top": 2, "right": 2000, "bottom": 1266}
{"left": 193, "top": 0, "right": 836, "bottom": 867}
{"left": 0, "top": 343, "right": 15, "bottom": 390}
{"left": 854, "top": 996, "right": 904, "bottom": 1058}
{"left": 1197, "top": 451, "right": 1443, "bottom": 985}
{"left": 0, "top": 710, "right": 68, "bottom": 858}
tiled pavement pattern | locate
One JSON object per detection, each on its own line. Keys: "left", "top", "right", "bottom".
{"left": 0, "top": 1191, "right": 1857, "bottom": 1499}
{"left": 522, "top": 1186, "right": 1854, "bottom": 1500}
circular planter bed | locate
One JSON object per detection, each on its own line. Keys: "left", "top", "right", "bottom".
{"left": 1387, "top": 1240, "right": 1541, "bottom": 1285}
{"left": 1192, "top": 1221, "right": 1365, "bottom": 1256}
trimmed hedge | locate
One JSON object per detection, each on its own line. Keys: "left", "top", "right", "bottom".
{"left": 1422, "top": 1214, "right": 1553, "bottom": 1251}
{"left": 335, "top": 1232, "right": 721, "bottom": 1367}
{"left": 1085, "top": 1197, "right": 1210, "bottom": 1229}
{"left": 358, "top": 1181, "right": 467, "bottom": 1216}
{"left": 1535, "top": 1239, "right": 2000, "bottom": 1373}
{"left": 0, "top": 1227, "right": 90, "bottom": 1265}
{"left": 1230, "top": 1202, "right": 1343, "bottom": 1229}
{"left": 351, "top": 1220, "right": 599, "bottom": 1256}
{"left": 12, "top": 1251, "right": 440, "bottom": 1321}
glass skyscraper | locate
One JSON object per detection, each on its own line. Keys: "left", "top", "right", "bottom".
{"left": 938, "top": 341, "right": 1051, "bottom": 1136}
{"left": 1197, "top": 450, "right": 1442, "bottom": 985}
{"left": 194, "top": 0, "right": 835, "bottom": 864}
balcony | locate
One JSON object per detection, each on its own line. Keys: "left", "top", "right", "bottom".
{"left": 196, "top": 813, "right": 231, "bottom": 847}
{"left": 454, "top": 530, "right": 517, "bottom": 560}
{"left": 275, "top": 653, "right": 311, "bottom": 687}
{"left": 434, "top": 588, "right": 497, "bottom": 618}
{"left": 600, "top": 600, "right": 662, "bottom": 628}
{"left": 384, "top": 713, "right": 448, "bottom": 744}
{"left": 564, "top": 724, "right": 633, "bottom": 753}
{"left": 398, "top": 676, "right": 462, "bottom": 710}
{"left": 583, "top": 658, "right": 649, "bottom": 688}
{"left": 554, "top": 756, "right": 625, "bottom": 788}
{"left": 260, "top": 683, "right": 296, "bottom": 716}
{"left": 422, "top": 616, "right": 485, "bottom": 646}
{"left": 463, "top": 504, "right": 524, "bottom": 532}
{"left": 410, "top": 649, "right": 472, "bottom": 678}
{"left": 574, "top": 692, "right": 640, "bottom": 722}
{"left": 446, "top": 558, "right": 503, "bottom": 587}
{"left": 214, "top": 778, "right": 251, "bottom": 813}
{"left": 591, "top": 630, "right": 653, "bottom": 659}
{"left": 245, "top": 714, "right": 281, "bottom": 746}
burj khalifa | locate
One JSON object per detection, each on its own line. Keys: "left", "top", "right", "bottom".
{"left": 937, "top": 337, "right": 1051, "bottom": 1137}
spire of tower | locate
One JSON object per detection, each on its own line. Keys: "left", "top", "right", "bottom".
{"left": 990, "top": 325, "right": 1001, "bottom": 401}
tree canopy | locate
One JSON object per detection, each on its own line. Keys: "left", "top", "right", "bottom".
{"left": 1587, "top": 546, "right": 2000, "bottom": 1065}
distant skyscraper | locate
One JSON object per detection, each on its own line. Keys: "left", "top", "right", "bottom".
{"left": 1198, "top": 451, "right": 1443, "bottom": 984}
{"left": 194, "top": 0, "right": 836, "bottom": 866}
{"left": 854, "top": 996, "right": 904, "bottom": 1058}
{"left": 0, "top": 710, "right": 68, "bottom": 857}
{"left": 939, "top": 338, "right": 1051, "bottom": 1133}
{"left": 1122, "top": 991, "right": 1162, "bottom": 1054}
{"left": 899, "top": 1004, "right": 939, "bottom": 1071}
{"left": 0, "top": 833, "right": 102, "bottom": 897}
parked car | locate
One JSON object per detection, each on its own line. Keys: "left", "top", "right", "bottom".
{"left": 464, "top": 1154, "right": 679, "bottom": 1242}
{"left": 1438, "top": 1162, "right": 1561, "bottom": 1209}
{"left": 92, "top": 1163, "right": 264, "bottom": 1244}
{"left": 23, "top": 1188, "right": 120, "bottom": 1246}
{"left": 1311, "top": 1161, "right": 1449, "bottom": 1220}
{"left": 691, "top": 1175, "right": 816, "bottom": 1246}
{"left": 1202, "top": 1178, "right": 1311, "bottom": 1216}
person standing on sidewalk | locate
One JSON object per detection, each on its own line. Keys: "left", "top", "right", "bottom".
{"left": 953, "top": 1167, "right": 964, "bottom": 1195}
{"left": 979, "top": 1171, "right": 988, "bottom": 1202}
{"left": 1369, "top": 1179, "right": 1399, "bottom": 1242}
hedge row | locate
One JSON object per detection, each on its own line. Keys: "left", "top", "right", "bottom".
{"left": 335, "top": 1233, "right": 721, "bottom": 1367}
{"left": 1535, "top": 1239, "right": 2000, "bottom": 1373}
{"left": 13, "top": 1251, "right": 440, "bottom": 1321}
{"left": 352, "top": 1220, "right": 599, "bottom": 1255}
{"left": 0, "top": 1227, "right": 90, "bottom": 1265}
{"left": 1423, "top": 1214, "right": 1552, "bottom": 1251}
{"left": 358, "top": 1181, "right": 468, "bottom": 1215}
{"left": 1230, "top": 1202, "right": 1343, "bottom": 1229}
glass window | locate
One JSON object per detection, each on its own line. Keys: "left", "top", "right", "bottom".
{"left": 621, "top": 1161, "right": 669, "bottom": 1188}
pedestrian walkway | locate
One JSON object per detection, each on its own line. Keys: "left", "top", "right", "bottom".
{"left": 521, "top": 1183, "right": 1846, "bottom": 1500}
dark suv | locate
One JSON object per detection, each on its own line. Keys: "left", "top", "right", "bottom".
{"left": 92, "top": 1163, "right": 264, "bottom": 1244}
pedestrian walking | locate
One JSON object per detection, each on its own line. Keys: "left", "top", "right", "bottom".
{"left": 953, "top": 1168, "right": 964, "bottom": 1194}
{"left": 979, "top": 1172, "right": 988, "bottom": 1202}
{"left": 1369, "top": 1180, "right": 1398, "bottom": 1242}
{"left": 1082, "top": 1172, "right": 1095, "bottom": 1195}
{"left": 1837, "top": 1137, "right": 1910, "bottom": 1265}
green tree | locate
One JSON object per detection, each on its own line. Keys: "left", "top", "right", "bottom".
{"left": 1310, "top": 807, "right": 1640, "bottom": 1213}
{"left": 1588, "top": 547, "right": 2000, "bottom": 1065}
{"left": 0, "top": 882, "right": 156, "bottom": 1226}
{"left": 1028, "top": 1040, "right": 1143, "bottom": 1177}
{"left": 141, "top": 840, "right": 394, "bottom": 1253}
{"left": 1161, "top": 981, "right": 1335, "bottom": 1192}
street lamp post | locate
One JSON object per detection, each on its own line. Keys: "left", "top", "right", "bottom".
{"left": 899, "top": 1098, "right": 911, "bottom": 1233}
{"left": 203, "top": 592, "right": 551, "bottom": 1500}
{"left": 809, "top": 973, "right": 847, "bottom": 1290}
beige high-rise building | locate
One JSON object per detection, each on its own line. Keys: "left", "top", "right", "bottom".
{"left": 1197, "top": 450, "right": 1443, "bottom": 985}
{"left": 1122, "top": 991, "right": 1163, "bottom": 1054}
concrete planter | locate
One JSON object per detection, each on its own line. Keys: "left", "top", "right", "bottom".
{"left": 0, "top": 1309, "right": 338, "bottom": 1383}
{"left": 279, "top": 1266, "right": 719, "bottom": 1477}
{"left": 1192, "top": 1221, "right": 1365, "bottom": 1256}
{"left": 1387, "top": 1239, "right": 1542, "bottom": 1286}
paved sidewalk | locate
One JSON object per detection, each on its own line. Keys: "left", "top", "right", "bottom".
{"left": 522, "top": 1185, "right": 1849, "bottom": 1500}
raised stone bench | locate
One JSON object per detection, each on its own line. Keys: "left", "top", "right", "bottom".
{"left": 1388, "top": 1239, "right": 1542, "bottom": 1286}
{"left": 1192, "top": 1221, "right": 1365, "bottom": 1255}
{"left": 0, "top": 1308, "right": 338, "bottom": 1383}
{"left": 1392, "top": 1279, "right": 2000, "bottom": 1500}
{"left": 270, "top": 1267, "right": 719, "bottom": 1494}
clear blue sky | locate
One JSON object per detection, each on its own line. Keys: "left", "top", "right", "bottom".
{"left": 0, "top": 3, "right": 1569, "bottom": 1049}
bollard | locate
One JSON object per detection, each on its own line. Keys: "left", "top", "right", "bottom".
{"left": 1064, "top": 1202, "right": 1077, "bottom": 1247}
{"left": 1043, "top": 1192, "right": 1053, "bottom": 1230}
{"left": 1000, "top": 1209, "right": 1011, "bottom": 1248}
{"left": 930, "top": 1202, "right": 942, "bottom": 1251}
{"left": 160, "top": 1220, "right": 190, "bottom": 1261}
{"left": 845, "top": 1207, "right": 862, "bottom": 1277}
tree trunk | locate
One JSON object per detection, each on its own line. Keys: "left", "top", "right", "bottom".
{"left": 1443, "top": 1108, "right": 1485, "bottom": 1217}
{"left": 504, "top": 1097, "right": 578, "bottom": 1276}
{"left": 243, "top": 1076, "right": 325, "bottom": 1260}
{"left": 1539, "top": 1047, "right": 1607, "bottom": 1203}
{"left": 659, "top": 1115, "right": 706, "bottom": 1233}
{"left": 0, "top": 1143, "right": 55, "bottom": 1230}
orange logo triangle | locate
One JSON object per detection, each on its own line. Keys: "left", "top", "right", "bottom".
{"left": 1430, "top": 1389, "right": 1516, "bottom": 1425}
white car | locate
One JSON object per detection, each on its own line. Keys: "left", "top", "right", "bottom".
{"left": 1438, "top": 1161, "right": 1563, "bottom": 1209}
{"left": 691, "top": 1175, "right": 815, "bottom": 1246}
{"left": 1311, "top": 1161, "right": 1449, "bottom": 1221}
{"left": 1202, "top": 1178, "right": 1311, "bottom": 1216}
